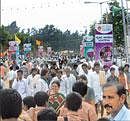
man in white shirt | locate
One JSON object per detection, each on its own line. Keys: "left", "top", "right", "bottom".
{"left": 20, "top": 61, "right": 29, "bottom": 79}
{"left": 110, "top": 62, "right": 119, "bottom": 77}
{"left": 26, "top": 68, "right": 39, "bottom": 96}
{"left": 103, "top": 65, "right": 111, "bottom": 80}
{"left": 60, "top": 67, "right": 76, "bottom": 97}
{"left": 12, "top": 70, "right": 28, "bottom": 99}
{"left": 49, "top": 69, "right": 63, "bottom": 88}
{"left": 89, "top": 62, "right": 104, "bottom": 117}
{"left": 27, "top": 68, "right": 38, "bottom": 87}
{"left": 78, "top": 63, "right": 91, "bottom": 83}
{"left": 7, "top": 66, "right": 16, "bottom": 88}
{"left": 28, "top": 69, "right": 49, "bottom": 96}
{"left": 76, "top": 59, "right": 86, "bottom": 75}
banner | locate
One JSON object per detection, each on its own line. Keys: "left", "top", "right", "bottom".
{"left": 16, "top": 44, "right": 20, "bottom": 63}
{"left": 83, "top": 35, "right": 94, "bottom": 59}
{"left": 95, "top": 24, "right": 113, "bottom": 66}
{"left": 8, "top": 41, "right": 20, "bottom": 61}
{"left": 24, "top": 43, "right": 31, "bottom": 52}
{"left": 23, "top": 43, "right": 31, "bottom": 59}
{"left": 9, "top": 41, "right": 18, "bottom": 51}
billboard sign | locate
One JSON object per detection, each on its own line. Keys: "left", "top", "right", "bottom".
{"left": 95, "top": 24, "right": 113, "bottom": 66}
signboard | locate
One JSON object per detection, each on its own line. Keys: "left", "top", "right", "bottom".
{"left": 95, "top": 24, "right": 113, "bottom": 66}
{"left": 9, "top": 41, "right": 18, "bottom": 51}
{"left": 8, "top": 41, "right": 19, "bottom": 61}
{"left": 83, "top": 35, "right": 94, "bottom": 59}
{"left": 24, "top": 43, "right": 31, "bottom": 52}
{"left": 23, "top": 43, "right": 31, "bottom": 59}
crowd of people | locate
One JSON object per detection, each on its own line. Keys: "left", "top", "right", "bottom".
{"left": 0, "top": 56, "right": 130, "bottom": 121}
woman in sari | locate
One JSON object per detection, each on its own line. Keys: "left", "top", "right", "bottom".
{"left": 48, "top": 80, "right": 65, "bottom": 115}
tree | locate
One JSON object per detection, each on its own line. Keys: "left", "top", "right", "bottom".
{"left": 0, "top": 22, "right": 83, "bottom": 53}
{"left": 89, "top": 0, "right": 127, "bottom": 49}
{"left": 34, "top": 25, "right": 82, "bottom": 52}
{"left": 5, "top": 21, "right": 20, "bottom": 34}
{"left": 89, "top": 22, "right": 96, "bottom": 37}
{"left": 0, "top": 25, "right": 12, "bottom": 52}
{"left": 108, "top": 1, "right": 126, "bottom": 48}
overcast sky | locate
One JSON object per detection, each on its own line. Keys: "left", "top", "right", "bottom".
{"left": 1, "top": 0, "right": 129, "bottom": 33}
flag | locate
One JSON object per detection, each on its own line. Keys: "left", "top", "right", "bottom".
{"left": 15, "top": 34, "right": 21, "bottom": 44}
{"left": 36, "top": 40, "right": 41, "bottom": 46}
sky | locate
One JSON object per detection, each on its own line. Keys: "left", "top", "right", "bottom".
{"left": 1, "top": 0, "right": 130, "bottom": 33}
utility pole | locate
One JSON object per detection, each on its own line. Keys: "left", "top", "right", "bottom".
{"left": 126, "top": 0, "right": 130, "bottom": 63}
{"left": 121, "top": 0, "right": 128, "bottom": 62}
{"left": 128, "top": 24, "right": 130, "bottom": 63}
{"left": 0, "top": 0, "right": 2, "bottom": 54}
{"left": 0, "top": 0, "right": 1, "bottom": 26}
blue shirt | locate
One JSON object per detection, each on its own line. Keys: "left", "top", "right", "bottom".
{"left": 110, "top": 105, "right": 130, "bottom": 121}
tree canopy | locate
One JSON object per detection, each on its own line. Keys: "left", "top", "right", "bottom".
{"left": 89, "top": 0, "right": 127, "bottom": 48}
{"left": 0, "top": 21, "right": 83, "bottom": 53}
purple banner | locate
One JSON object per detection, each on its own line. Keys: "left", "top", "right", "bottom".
{"left": 95, "top": 24, "right": 113, "bottom": 66}
{"left": 95, "top": 43, "right": 112, "bottom": 66}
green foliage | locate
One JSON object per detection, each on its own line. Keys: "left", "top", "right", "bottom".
{"left": 108, "top": 0, "right": 127, "bottom": 48}
{"left": 5, "top": 21, "right": 20, "bottom": 34}
{"left": 89, "top": 0, "right": 127, "bottom": 48}
{"left": 0, "top": 22, "right": 82, "bottom": 53}
{"left": 89, "top": 22, "right": 96, "bottom": 37}
{"left": 0, "top": 25, "right": 12, "bottom": 51}
{"left": 38, "top": 25, "right": 82, "bottom": 51}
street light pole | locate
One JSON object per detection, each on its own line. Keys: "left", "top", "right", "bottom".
{"left": 0, "top": 0, "right": 2, "bottom": 54}
{"left": 125, "top": 0, "right": 130, "bottom": 63}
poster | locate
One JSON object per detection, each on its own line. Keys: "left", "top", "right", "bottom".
{"left": 8, "top": 41, "right": 18, "bottom": 51}
{"left": 24, "top": 43, "right": 31, "bottom": 52}
{"left": 83, "top": 35, "right": 94, "bottom": 59}
{"left": 23, "top": 43, "right": 31, "bottom": 59}
{"left": 95, "top": 24, "right": 113, "bottom": 66}
{"left": 8, "top": 41, "right": 19, "bottom": 60}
